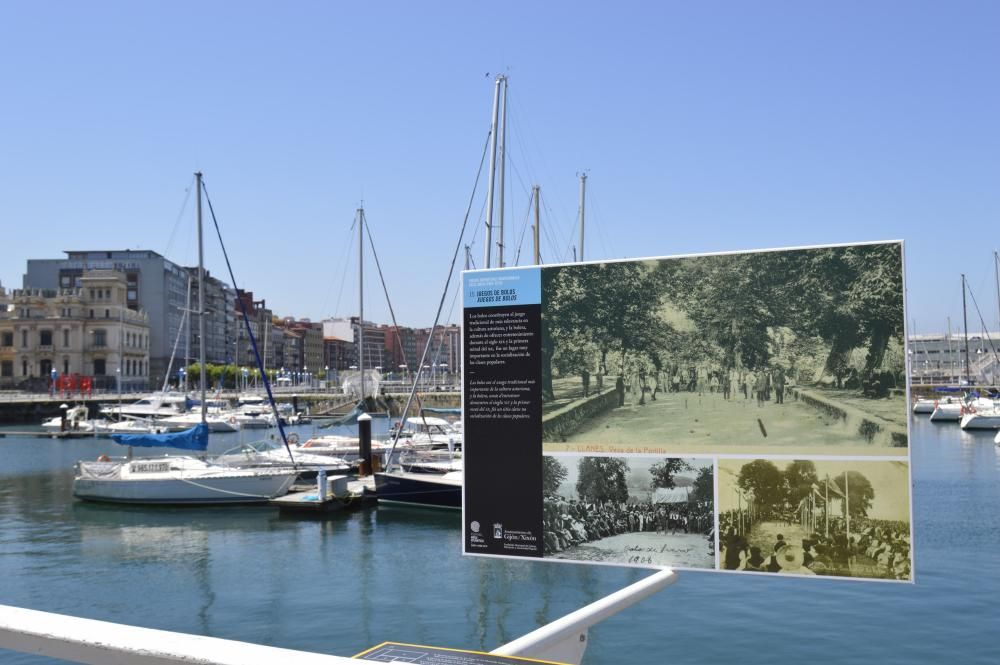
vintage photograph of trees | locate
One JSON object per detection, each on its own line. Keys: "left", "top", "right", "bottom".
{"left": 717, "top": 458, "right": 911, "bottom": 581}
{"left": 540, "top": 242, "right": 907, "bottom": 456}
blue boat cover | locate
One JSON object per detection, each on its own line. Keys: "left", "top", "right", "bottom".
{"left": 421, "top": 407, "right": 462, "bottom": 415}
{"left": 111, "top": 423, "right": 209, "bottom": 451}
{"left": 933, "top": 387, "right": 961, "bottom": 393}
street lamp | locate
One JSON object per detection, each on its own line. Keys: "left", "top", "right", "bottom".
{"left": 303, "top": 365, "right": 308, "bottom": 389}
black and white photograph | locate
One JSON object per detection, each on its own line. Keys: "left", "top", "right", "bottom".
{"left": 542, "top": 455, "right": 714, "bottom": 568}
{"left": 718, "top": 458, "right": 911, "bottom": 581}
{"left": 540, "top": 242, "right": 907, "bottom": 457}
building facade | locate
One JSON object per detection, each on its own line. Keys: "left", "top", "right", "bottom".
{"left": 910, "top": 332, "right": 1000, "bottom": 385}
{"left": 24, "top": 250, "right": 215, "bottom": 389}
{"left": 186, "top": 269, "right": 236, "bottom": 370}
{"left": 0, "top": 271, "right": 150, "bottom": 391}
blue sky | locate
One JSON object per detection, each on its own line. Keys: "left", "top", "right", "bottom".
{"left": 2, "top": 2, "right": 998, "bottom": 332}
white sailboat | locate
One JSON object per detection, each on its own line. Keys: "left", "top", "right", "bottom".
{"left": 73, "top": 172, "right": 297, "bottom": 505}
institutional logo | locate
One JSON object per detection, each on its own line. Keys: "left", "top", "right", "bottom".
{"left": 470, "top": 520, "right": 480, "bottom": 534}
{"left": 493, "top": 523, "right": 503, "bottom": 539}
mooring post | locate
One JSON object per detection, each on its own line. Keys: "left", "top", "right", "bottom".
{"left": 358, "top": 413, "right": 372, "bottom": 475}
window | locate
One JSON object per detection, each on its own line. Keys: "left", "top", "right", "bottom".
{"left": 1, "top": 361, "right": 11, "bottom": 377}
{"left": 39, "top": 330, "right": 52, "bottom": 346}
{"left": 89, "top": 309, "right": 94, "bottom": 318}
{"left": 93, "top": 359, "right": 106, "bottom": 376}
{"left": 21, "top": 330, "right": 28, "bottom": 348}
{"left": 90, "top": 289, "right": 95, "bottom": 300}
{"left": 63, "top": 359, "right": 69, "bottom": 375}
{"left": 60, "top": 276, "right": 70, "bottom": 288}
{"left": 105, "top": 309, "right": 110, "bottom": 319}
{"left": 1, "top": 332, "right": 11, "bottom": 347}
{"left": 21, "top": 360, "right": 28, "bottom": 376}
{"left": 92, "top": 330, "right": 107, "bottom": 348}
{"left": 127, "top": 289, "right": 137, "bottom": 301}
{"left": 105, "top": 289, "right": 111, "bottom": 299}
{"left": 63, "top": 329, "right": 69, "bottom": 347}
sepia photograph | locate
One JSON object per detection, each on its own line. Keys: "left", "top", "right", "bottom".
{"left": 542, "top": 455, "right": 715, "bottom": 569}
{"left": 717, "top": 458, "right": 911, "bottom": 581}
{"left": 540, "top": 243, "right": 907, "bottom": 456}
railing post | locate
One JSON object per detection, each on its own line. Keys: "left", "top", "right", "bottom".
{"left": 491, "top": 568, "right": 678, "bottom": 665}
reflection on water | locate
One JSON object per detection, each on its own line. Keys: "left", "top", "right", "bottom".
{"left": 0, "top": 418, "right": 997, "bottom": 664}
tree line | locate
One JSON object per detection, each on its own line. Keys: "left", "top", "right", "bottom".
{"left": 540, "top": 243, "right": 904, "bottom": 399}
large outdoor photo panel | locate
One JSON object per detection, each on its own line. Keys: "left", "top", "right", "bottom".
{"left": 462, "top": 241, "right": 912, "bottom": 582}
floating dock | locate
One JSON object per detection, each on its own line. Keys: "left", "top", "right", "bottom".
{"left": 0, "top": 430, "right": 110, "bottom": 439}
{"left": 270, "top": 475, "right": 376, "bottom": 513}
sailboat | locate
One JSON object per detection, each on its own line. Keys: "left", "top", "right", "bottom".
{"left": 373, "top": 77, "right": 519, "bottom": 510}
{"left": 72, "top": 173, "right": 297, "bottom": 505}
{"left": 368, "top": 73, "right": 515, "bottom": 512}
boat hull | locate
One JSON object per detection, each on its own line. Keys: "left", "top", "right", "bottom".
{"left": 373, "top": 471, "right": 461, "bottom": 509}
{"left": 929, "top": 405, "right": 962, "bottom": 421}
{"left": 960, "top": 412, "right": 1000, "bottom": 429}
{"left": 73, "top": 473, "right": 295, "bottom": 505}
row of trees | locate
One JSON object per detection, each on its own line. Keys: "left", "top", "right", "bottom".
{"left": 734, "top": 459, "right": 875, "bottom": 520}
{"left": 543, "top": 456, "right": 713, "bottom": 507}
{"left": 541, "top": 244, "right": 905, "bottom": 399}
{"left": 177, "top": 363, "right": 321, "bottom": 390}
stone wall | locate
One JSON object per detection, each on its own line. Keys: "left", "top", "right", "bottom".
{"left": 542, "top": 390, "right": 620, "bottom": 442}
{"left": 792, "top": 387, "right": 908, "bottom": 448}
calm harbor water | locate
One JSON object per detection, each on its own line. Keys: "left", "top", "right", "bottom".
{"left": 0, "top": 417, "right": 997, "bottom": 664}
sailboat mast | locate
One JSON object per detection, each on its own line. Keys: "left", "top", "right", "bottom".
{"left": 962, "top": 273, "right": 971, "bottom": 387}
{"left": 183, "top": 275, "right": 191, "bottom": 393}
{"left": 497, "top": 76, "right": 508, "bottom": 267}
{"left": 196, "top": 171, "right": 207, "bottom": 424}
{"left": 533, "top": 184, "right": 541, "bottom": 265}
{"left": 578, "top": 172, "right": 587, "bottom": 262}
{"left": 483, "top": 75, "right": 503, "bottom": 268}
{"left": 995, "top": 251, "right": 1000, "bottom": 333}
{"left": 358, "top": 207, "right": 365, "bottom": 404}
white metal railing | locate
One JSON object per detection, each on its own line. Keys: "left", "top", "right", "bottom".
{"left": 492, "top": 568, "right": 677, "bottom": 665}
{"left": 0, "top": 604, "right": 357, "bottom": 665}
{"left": 0, "top": 569, "right": 677, "bottom": 665}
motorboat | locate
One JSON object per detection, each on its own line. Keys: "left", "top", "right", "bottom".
{"left": 397, "top": 416, "right": 463, "bottom": 451}
{"left": 929, "top": 396, "right": 994, "bottom": 422}
{"left": 298, "top": 434, "right": 395, "bottom": 461}
{"left": 232, "top": 403, "right": 276, "bottom": 429}
{"left": 41, "top": 405, "right": 111, "bottom": 434}
{"left": 929, "top": 402, "right": 963, "bottom": 421}
{"left": 157, "top": 411, "right": 241, "bottom": 433}
{"left": 913, "top": 397, "right": 950, "bottom": 414}
{"left": 214, "top": 440, "right": 351, "bottom": 474}
{"left": 99, "top": 391, "right": 190, "bottom": 419}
